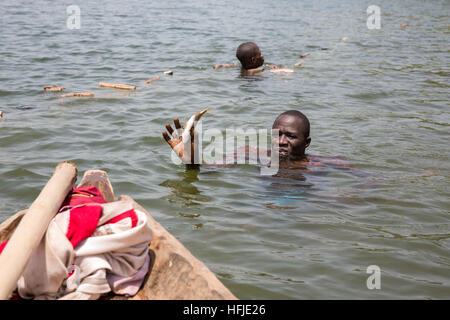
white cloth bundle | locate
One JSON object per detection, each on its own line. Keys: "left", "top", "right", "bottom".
{"left": 17, "top": 200, "right": 153, "bottom": 300}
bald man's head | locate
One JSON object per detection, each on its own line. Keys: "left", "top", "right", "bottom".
{"left": 236, "top": 42, "right": 264, "bottom": 70}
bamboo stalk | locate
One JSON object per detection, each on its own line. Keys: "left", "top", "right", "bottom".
{"left": 0, "top": 161, "right": 78, "bottom": 300}
{"left": 99, "top": 82, "right": 136, "bottom": 90}
{"left": 145, "top": 76, "right": 160, "bottom": 84}
{"left": 59, "top": 92, "right": 94, "bottom": 98}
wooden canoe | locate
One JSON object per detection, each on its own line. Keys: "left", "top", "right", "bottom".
{"left": 0, "top": 169, "right": 237, "bottom": 300}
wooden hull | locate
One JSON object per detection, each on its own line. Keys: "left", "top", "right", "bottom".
{"left": 0, "top": 170, "right": 237, "bottom": 300}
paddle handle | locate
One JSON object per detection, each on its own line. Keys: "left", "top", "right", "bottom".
{"left": 0, "top": 161, "right": 77, "bottom": 299}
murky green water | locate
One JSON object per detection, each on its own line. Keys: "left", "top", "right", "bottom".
{"left": 0, "top": 0, "right": 449, "bottom": 299}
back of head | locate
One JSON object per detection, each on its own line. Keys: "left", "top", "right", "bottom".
{"left": 236, "top": 42, "right": 263, "bottom": 70}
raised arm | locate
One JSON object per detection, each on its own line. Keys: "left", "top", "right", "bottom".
{"left": 162, "top": 109, "right": 209, "bottom": 170}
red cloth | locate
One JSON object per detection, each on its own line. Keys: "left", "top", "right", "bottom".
{"left": 102, "top": 209, "right": 138, "bottom": 229}
{"left": 59, "top": 186, "right": 106, "bottom": 249}
{"left": 60, "top": 186, "right": 107, "bottom": 210}
{"left": 0, "top": 241, "right": 7, "bottom": 255}
{"left": 66, "top": 205, "right": 103, "bottom": 248}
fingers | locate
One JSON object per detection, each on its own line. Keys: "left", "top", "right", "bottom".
{"left": 162, "top": 131, "right": 173, "bottom": 146}
{"left": 165, "top": 123, "right": 174, "bottom": 135}
{"left": 174, "top": 118, "right": 181, "bottom": 129}
{"left": 163, "top": 117, "right": 191, "bottom": 149}
{"left": 163, "top": 118, "right": 182, "bottom": 144}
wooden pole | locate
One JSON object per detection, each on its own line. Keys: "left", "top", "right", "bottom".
{"left": 213, "top": 63, "right": 237, "bottom": 69}
{"left": 0, "top": 161, "right": 78, "bottom": 300}
{"left": 144, "top": 76, "right": 160, "bottom": 84}
{"left": 44, "top": 86, "right": 65, "bottom": 92}
{"left": 99, "top": 82, "right": 136, "bottom": 90}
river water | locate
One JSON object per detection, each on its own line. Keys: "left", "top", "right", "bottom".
{"left": 0, "top": 0, "right": 449, "bottom": 299}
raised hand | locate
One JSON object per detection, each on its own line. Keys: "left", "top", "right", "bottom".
{"left": 162, "top": 117, "right": 193, "bottom": 164}
{"left": 162, "top": 109, "right": 209, "bottom": 167}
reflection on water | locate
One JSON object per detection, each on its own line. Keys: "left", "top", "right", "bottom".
{"left": 159, "top": 169, "right": 212, "bottom": 208}
{"left": 259, "top": 165, "right": 366, "bottom": 209}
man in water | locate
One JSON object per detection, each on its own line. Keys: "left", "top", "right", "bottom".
{"left": 237, "top": 42, "right": 295, "bottom": 75}
{"left": 235, "top": 42, "right": 266, "bottom": 75}
{"left": 162, "top": 110, "right": 350, "bottom": 171}
{"left": 215, "top": 42, "right": 291, "bottom": 75}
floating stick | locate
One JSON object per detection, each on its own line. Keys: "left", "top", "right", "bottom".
{"left": 300, "top": 52, "right": 310, "bottom": 58}
{"left": 99, "top": 82, "right": 136, "bottom": 90}
{"left": 59, "top": 92, "right": 94, "bottom": 98}
{"left": 213, "top": 63, "right": 237, "bottom": 69}
{"left": 145, "top": 76, "right": 160, "bottom": 84}
{"left": 270, "top": 68, "right": 294, "bottom": 73}
{"left": 294, "top": 61, "right": 303, "bottom": 67}
{"left": 164, "top": 70, "right": 173, "bottom": 75}
{"left": 43, "top": 86, "right": 65, "bottom": 92}
{"left": 0, "top": 110, "right": 3, "bottom": 118}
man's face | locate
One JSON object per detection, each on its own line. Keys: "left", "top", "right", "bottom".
{"left": 272, "top": 115, "right": 310, "bottom": 161}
